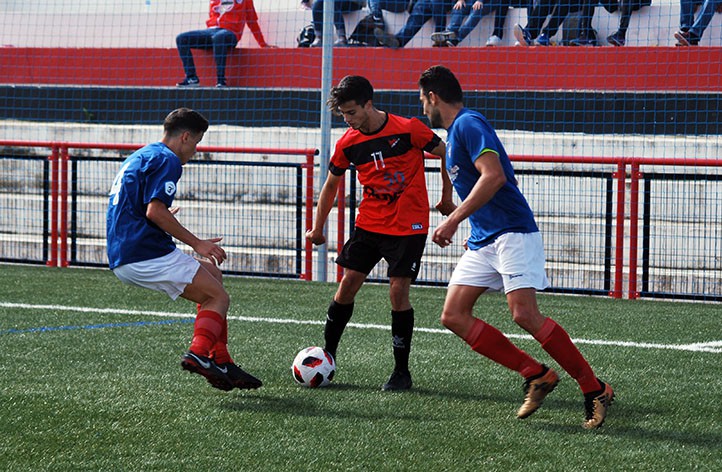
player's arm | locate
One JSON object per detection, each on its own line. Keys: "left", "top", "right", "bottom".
{"left": 428, "top": 140, "right": 456, "bottom": 216}
{"left": 432, "top": 151, "right": 506, "bottom": 248}
{"left": 306, "top": 171, "right": 343, "bottom": 246}
{"left": 146, "top": 199, "right": 227, "bottom": 264}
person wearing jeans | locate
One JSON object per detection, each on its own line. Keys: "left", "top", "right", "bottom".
{"left": 308, "top": 0, "right": 366, "bottom": 47}
{"left": 375, "top": 0, "right": 455, "bottom": 47}
{"left": 675, "top": 0, "right": 722, "bottom": 45}
{"left": 431, "top": 0, "right": 512, "bottom": 46}
{"left": 176, "top": 0, "right": 272, "bottom": 88}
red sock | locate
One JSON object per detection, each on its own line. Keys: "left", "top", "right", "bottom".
{"left": 189, "top": 310, "right": 224, "bottom": 356}
{"left": 210, "top": 319, "right": 233, "bottom": 364}
{"left": 535, "top": 318, "right": 600, "bottom": 394}
{"left": 465, "top": 318, "right": 543, "bottom": 378}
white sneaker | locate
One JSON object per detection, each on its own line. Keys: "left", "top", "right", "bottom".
{"left": 485, "top": 35, "right": 501, "bottom": 47}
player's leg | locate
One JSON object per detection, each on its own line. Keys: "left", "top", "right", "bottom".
{"left": 181, "top": 260, "right": 262, "bottom": 390}
{"left": 324, "top": 228, "right": 381, "bottom": 360}
{"left": 197, "top": 259, "right": 231, "bottom": 364}
{"left": 380, "top": 233, "right": 426, "bottom": 390}
{"left": 502, "top": 232, "right": 611, "bottom": 426}
{"left": 324, "top": 268, "right": 367, "bottom": 360}
{"left": 382, "top": 276, "right": 414, "bottom": 390}
{"left": 443, "top": 245, "right": 553, "bottom": 417}
{"left": 442, "top": 284, "right": 545, "bottom": 380}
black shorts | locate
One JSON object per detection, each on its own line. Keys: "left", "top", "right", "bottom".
{"left": 335, "top": 227, "right": 427, "bottom": 281}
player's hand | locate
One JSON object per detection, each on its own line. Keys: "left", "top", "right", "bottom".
{"left": 435, "top": 199, "right": 457, "bottom": 216}
{"left": 432, "top": 219, "right": 458, "bottom": 248}
{"left": 169, "top": 206, "right": 180, "bottom": 215}
{"left": 195, "top": 237, "right": 227, "bottom": 265}
{"left": 305, "top": 229, "right": 326, "bottom": 246}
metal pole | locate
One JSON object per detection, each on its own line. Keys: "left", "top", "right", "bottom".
{"left": 317, "top": 0, "right": 334, "bottom": 282}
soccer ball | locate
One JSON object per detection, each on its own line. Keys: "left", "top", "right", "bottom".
{"left": 291, "top": 346, "right": 336, "bottom": 388}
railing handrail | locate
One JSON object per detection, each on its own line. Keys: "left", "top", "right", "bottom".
{"left": 0, "top": 140, "right": 318, "bottom": 157}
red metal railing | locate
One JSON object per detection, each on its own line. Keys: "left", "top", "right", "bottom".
{"left": 0, "top": 140, "right": 317, "bottom": 280}
{"left": 3, "top": 140, "right": 722, "bottom": 297}
{"left": 511, "top": 155, "right": 722, "bottom": 299}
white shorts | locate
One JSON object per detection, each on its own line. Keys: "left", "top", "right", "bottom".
{"left": 448, "top": 232, "right": 550, "bottom": 294}
{"left": 113, "top": 248, "right": 201, "bottom": 300}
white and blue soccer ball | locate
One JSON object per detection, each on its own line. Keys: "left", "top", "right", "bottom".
{"left": 291, "top": 346, "right": 336, "bottom": 388}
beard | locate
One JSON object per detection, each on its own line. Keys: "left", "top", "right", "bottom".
{"left": 429, "top": 108, "right": 444, "bottom": 129}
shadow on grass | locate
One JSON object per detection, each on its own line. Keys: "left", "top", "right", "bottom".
{"left": 525, "top": 400, "right": 722, "bottom": 450}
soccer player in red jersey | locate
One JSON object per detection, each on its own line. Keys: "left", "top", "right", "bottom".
{"left": 306, "top": 75, "right": 456, "bottom": 391}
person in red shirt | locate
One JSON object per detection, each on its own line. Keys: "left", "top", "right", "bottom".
{"left": 176, "top": 0, "right": 274, "bottom": 87}
{"left": 306, "top": 75, "right": 456, "bottom": 391}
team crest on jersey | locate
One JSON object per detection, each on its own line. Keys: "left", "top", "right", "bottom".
{"left": 165, "top": 181, "right": 176, "bottom": 196}
{"left": 449, "top": 165, "right": 459, "bottom": 182}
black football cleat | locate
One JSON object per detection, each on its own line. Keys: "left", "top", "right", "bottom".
{"left": 382, "top": 369, "right": 412, "bottom": 391}
{"left": 217, "top": 362, "right": 263, "bottom": 390}
{"left": 181, "top": 351, "right": 233, "bottom": 391}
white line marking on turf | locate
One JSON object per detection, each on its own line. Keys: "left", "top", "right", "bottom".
{"left": 2, "top": 302, "right": 721, "bottom": 353}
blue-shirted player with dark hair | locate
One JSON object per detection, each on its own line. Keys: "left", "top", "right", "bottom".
{"left": 106, "top": 107, "right": 262, "bottom": 392}
{"left": 418, "top": 66, "right": 613, "bottom": 429}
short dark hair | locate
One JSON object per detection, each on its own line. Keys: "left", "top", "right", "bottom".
{"left": 418, "top": 65, "right": 463, "bottom": 104}
{"left": 163, "top": 108, "right": 209, "bottom": 136}
{"left": 327, "top": 75, "right": 374, "bottom": 112}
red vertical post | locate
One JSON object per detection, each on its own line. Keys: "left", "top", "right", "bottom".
{"left": 59, "top": 146, "right": 69, "bottom": 267}
{"left": 303, "top": 151, "right": 315, "bottom": 281}
{"left": 628, "top": 161, "right": 641, "bottom": 299}
{"left": 47, "top": 146, "right": 59, "bottom": 267}
{"left": 336, "top": 176, "right": 346, "bottom": 283}
{"left": 611, "top": 161, "right": 626, "bottom": 298}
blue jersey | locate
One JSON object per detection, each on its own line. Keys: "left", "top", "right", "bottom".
{"left": 446, "top": 108, "right": 538, "bottom": 249}
{"left": 106, "top": 142, "right": 182, "bottom": 269}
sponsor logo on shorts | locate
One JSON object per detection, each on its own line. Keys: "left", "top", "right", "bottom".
{"left": 509, "top": 273, "right": 524, "bottom": 280}
{"left": 411, "top": 223, "right": 423, "bottom": 230}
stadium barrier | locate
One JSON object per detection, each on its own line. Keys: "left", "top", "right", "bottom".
{"left": 2, "top": 140, "right": 721, "bottom": 300}
{"left": 0, "top": 140, "right": 317, "bottom": 280}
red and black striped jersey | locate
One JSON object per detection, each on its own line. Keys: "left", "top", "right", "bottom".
{"left": 330, "top": 113, "right": 441, "bottom": 236}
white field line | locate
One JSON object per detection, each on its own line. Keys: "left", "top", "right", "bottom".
{"left": 2, "top": 302, "right": 721, "bottom": 354}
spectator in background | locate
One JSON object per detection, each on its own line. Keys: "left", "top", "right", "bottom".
{"left": 430, "top": 0, "right": 513, "bottom": 47}
{"left": 369, "top": 0, "right": 412, "bottom": 28}
{"left": 674, "top": 0, "right": 721, "bottom": 46}
{"left": 176, "top": 0, "right": 274, "bottom": 88}
{"left": 605, "top": 0, "right": 652, "bottom": 46}
{"left": 374, "top": 0, "right": 456, "bottom": 47}
{"left": 304, "top": 0, "right": 367, "bottom": 47}
{"left": 514, "top": 0, "right": 591, "bottom": 46}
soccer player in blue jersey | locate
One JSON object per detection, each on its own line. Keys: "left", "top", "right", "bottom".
{"left": 106, "top": 108, "right": 262, "bottom": 392}
{"left": 418, "top": 66, "right": 613, "bottom": 429}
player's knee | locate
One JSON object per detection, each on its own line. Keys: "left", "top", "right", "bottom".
{"left": 511, "top": 307, "right": 540, "bottom": 331}
{"left": 440, "top": 309, "right": 461, "bottom": 331}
